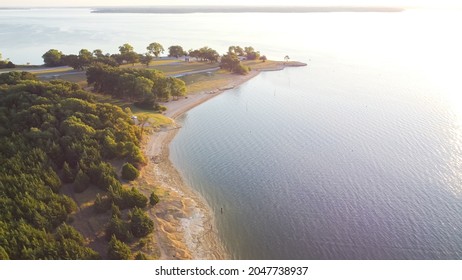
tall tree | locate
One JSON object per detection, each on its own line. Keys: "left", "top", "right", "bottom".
{"left": 146, "top": 42, "right": 164, "bottom": 58}
{"left": 118, "top": 43, "right": 134, "bottom": 55}
{"left": 119, "top": 43, "right": 138, "bottom": 65}
{"left": 140, "top": 53, "right": 153, "bottom": 67}
{"left": 107, "top": 235, "right": 132, "bottom": 260}
{"left": 42, "top": 49, "right": 64, "bottom": 67}
{"left": 92, "top": 49, "right": 104, "bottom": 58}
{"left": 168, "top": 45, "right": 185, "bottom": 58}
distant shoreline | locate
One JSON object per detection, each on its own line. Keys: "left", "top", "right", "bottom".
{"left": 92, "top": 6, "right": 405, "bottom": 14}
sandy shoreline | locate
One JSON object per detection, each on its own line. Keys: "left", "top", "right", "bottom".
{"left": 142, "top": 62, "right": 305, "bottom": 259}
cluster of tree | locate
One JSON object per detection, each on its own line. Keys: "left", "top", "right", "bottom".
{"left": 104, "top": 199, "right": 154, "bottom": 259}
{"left": 0, "top": 72, "right": 151, "bottom": 259}
{"left": 228, "top": 45, "right": 261, "bottom": 60}
{"left": 106, "top": 205, "right": 153, "bottom": 242}
{"left": 42, "top": 43, "right": 268, "bottom": 72}
{"left": 188, "top": 46, "right": 219, "bottom": 62}
{"left": 220, "top": 45, "right": 266, "bottom": 75}
{"left": 86, "top": 64, "right": 186, "bottom": 107}
{"left": 42, "top": 48, "right": 119, "bottom": 69}
{"left": 0, "top": 52, "right": 15, "bottom": 69}
{"left": 220, "top": 53, "right": 249, "bottom": 75}
{"left": 42, "top": 42, "right": 166, "bottom": 69}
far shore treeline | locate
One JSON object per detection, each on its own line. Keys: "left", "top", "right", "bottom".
{"left": 41, "top": 42, "right": 265, "bottom": 73}
{"left": 0, "top": 42, "right": 266, "bottom": 260}
{"left": 39, "top": 43, "right": 265, "bottom": 110}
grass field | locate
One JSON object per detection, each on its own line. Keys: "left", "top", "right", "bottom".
{"left": 150, "top": 61, "right": 219, "bottom": 76}
{"left": 93, "top": 93, "right": 172, "bottom": 128}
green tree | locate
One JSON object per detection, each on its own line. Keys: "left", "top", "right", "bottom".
{"left": 121, "top": 162, "right": 140, "bottom": 181}
{"left": 0, "top": 246, "right": 9, "bottom": 260}
{"left": 62, "top": 161, "right": 76, "bottom": 183}
{"left": 74, "top": 169, "right": 90, "bottom": 193}
{"left": 111, "top": 203, "right": 121, "bottom": 218}
{"left": 130, "top": 207, "right": 154, "bottom": 237}
{"left": 0, "top": 71, "right": 37, "bottom": 84}
{"left": 149, "top": 191, "right": 160, "bottom": 206}
{"left": 220, "top": 53, "right": 249, "bottom": 75}
{"left": 134, "top": 76, "right": 154, "bottom": 101}
{"left": 92, "top": 49, "right": 104, "bottom": 58}
{"left": 119, "top": 43, "right": 138, "bottom": 65}
{"left": 119, "top": 43, "right": 134, "bottom": 54}
{"left": 42, "top": 49, "right": 64, "bottom": 67}
{"left": 169, "top": 77, "right": 186, "bottom": 100}
{"left": 140, "top": 53, "right": 153, "bottom": 67}
{"left": 168, "top": 45, "right": 185, "bottom": 58}
{"left": 94, "top": 193, "right": 111, "bottom": 213}
{"left": 146, "top": 42, "right": 164, "bottom": 58}
{"left": 197, "top": 46, "right": 219, "bottom": 62}
{"left": 78, "top": 49, "right": 93, "bottom": 68}
{"left": 107, "top": 235, "right": 132, "bottom": 260}
{"left": 106, "top": 215, "right": 131, "bottom": 242}
{"left": 134, "top": 252, "right": 148, "bottom": 260}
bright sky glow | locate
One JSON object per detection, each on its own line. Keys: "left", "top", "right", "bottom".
{"left": 0, "top": 0, "right": 461, "bottom": 8}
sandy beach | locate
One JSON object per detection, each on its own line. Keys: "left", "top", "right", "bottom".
{"left": 140, "top": 61, "right": 305, "bottom": 259}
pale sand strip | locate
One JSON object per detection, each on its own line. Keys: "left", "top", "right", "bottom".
{"left": 142, "top": 62, "right": 306, "bottom": 259}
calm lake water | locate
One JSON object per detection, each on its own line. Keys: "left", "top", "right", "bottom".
{"left": 3, "top": 8, "right": 462, "bottom": 259}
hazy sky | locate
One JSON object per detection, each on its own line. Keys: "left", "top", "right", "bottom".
{"left": 1, "top": 0, "right": 460, "bottom": 8}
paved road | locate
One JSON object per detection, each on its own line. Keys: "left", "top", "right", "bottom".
{"left": 170, "top": 67, "right": 220, "bottom": 77}
{"left": 1, "top": 65, "right": 220, "bottom": 79}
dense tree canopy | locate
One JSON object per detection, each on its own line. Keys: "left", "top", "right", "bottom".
{"left": 0, "top": 72, "right": 150, "bottom": 259}
{"left": 86, "top": 64, "right": 186, "bottom": 105}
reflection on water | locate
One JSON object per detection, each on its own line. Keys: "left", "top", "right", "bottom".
{"left": 3, "top": 7, "right": 462, "bottom": 259}
{"left": 171, "top": 62, "right": 462, "bottom": 259}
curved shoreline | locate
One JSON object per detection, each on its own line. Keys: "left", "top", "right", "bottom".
{"left": 144, "top": 62, "right": 305, "bottom": 259}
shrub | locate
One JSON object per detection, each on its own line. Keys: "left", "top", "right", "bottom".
{"left": 121, "top": 162, "right": 139, "bottom": 181}
{"left": 149, "top": 192, "right": 160, "bottom": 206}
{"left": 234, "top": 64, "right": 249, "bottom": 75}
{"left": 154, "top": 104, "right": 167, "bottom": 112}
